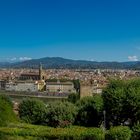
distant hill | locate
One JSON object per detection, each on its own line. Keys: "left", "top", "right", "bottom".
{"left": 0, "top": 57, "right": 139, "bottom": 69}
{"left": 0, "top": 62, "right": 11, "bottom": 68}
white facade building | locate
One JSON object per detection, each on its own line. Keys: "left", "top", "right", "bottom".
{"left": 46, "top": 82, "right": 76, "bottom": 93}
{"left": 6, "top": 82, "right": 38, "bottom": 92}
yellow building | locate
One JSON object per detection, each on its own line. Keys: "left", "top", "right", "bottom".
{"left": 37, "top": 80, "right": 46, "bottom": 91}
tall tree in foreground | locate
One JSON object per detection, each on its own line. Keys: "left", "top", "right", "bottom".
{"left": 102, "top": 79, "right": 140, "bottom": 128}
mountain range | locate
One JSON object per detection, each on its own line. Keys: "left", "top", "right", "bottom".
{"left": 0, "top": 57, "right": 140, "bottom": 69}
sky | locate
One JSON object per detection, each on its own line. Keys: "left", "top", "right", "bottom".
{"left": 0, "top": 0, "right": 140, "bottom": 62}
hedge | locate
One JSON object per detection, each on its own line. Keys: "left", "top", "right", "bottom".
{"left": 0, "top": 123, "right": 105, "bottom": 140}
{"left": 105, "top": 126, "right": 132, "bottom": 140}
{"left": 131, "top": 123, "right": 140, "bottom": 140}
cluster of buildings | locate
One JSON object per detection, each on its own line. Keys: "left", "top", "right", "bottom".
{"left": 0, "top": 64, "right": 76, "bottom": 95}
{"left": 0, "top": 66, "right": 140, "bottom": 97}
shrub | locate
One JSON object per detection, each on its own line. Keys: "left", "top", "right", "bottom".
{"left": 105, "top": 126, "right": 132, "bottom": 140}
{"left": 131, "top": 123, "right": 140, "bottom": 140}
{"left": 46, "top": 101, "right": 78, "bottom": 127}
{"left": 76, "top": 95, "right": 103, "bottom": 127}
{"left": 0, "top": 124, "right": 105, "bottom": 140}
{"left": 0, "top": 94, "right": 13, "bottom": 107}
{"left": 0, "top": 95, "right": 17, "bottom": 126}
{"left": 68, "top": 93, "right": 80, "bottom": 104}
{"left": 19, "top": 98, "right": 47, "bottom": 125}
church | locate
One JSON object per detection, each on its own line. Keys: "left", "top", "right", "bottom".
{"left": 19, "top": 63, "right": 45, "bottom": 81}
{"left": 5, "top": 63, "right": 76, "bottom": 94}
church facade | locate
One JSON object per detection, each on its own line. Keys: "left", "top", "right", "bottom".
{"left": 19, "top": 63, "right": 45, "bottom": 81}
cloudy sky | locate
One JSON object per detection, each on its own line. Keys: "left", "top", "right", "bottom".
{"left": 0, "top": 0, "right": 140, "bottom": 62}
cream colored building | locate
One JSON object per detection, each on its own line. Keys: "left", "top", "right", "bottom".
{"left": 80, "top": 82, "right": 103, "bottom": 98}
{"left": 46, "top": 81, "right": 75, "bottom": 93}
{"left": 5, "top": 81, "right": 39, "bottom": 92}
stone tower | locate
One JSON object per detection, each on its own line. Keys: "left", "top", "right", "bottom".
{"left": 39, "top": 63, "right": 43, "bottom": 80}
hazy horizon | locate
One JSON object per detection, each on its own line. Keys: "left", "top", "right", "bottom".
{"left": 0, "top": 56, "right": 139, "bottom": 63}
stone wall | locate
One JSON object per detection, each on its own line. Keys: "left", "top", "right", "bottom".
{"left": 80, "top": 85, "right": 93, "bottom": 98}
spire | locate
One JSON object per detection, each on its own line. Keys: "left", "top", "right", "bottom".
{"left": 39, "top": 62, "right": 43, "bottom": 80}
{"left": 40, "top": 62, "right": 42, "bottom": 70}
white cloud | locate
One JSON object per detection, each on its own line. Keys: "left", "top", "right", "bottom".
{"left": 10, "top": 57, "right": 17, "bottom": 61}
{"left": 19, "top": 57, "right": 32, "bottom": 61}
{"left": 90, "top": 59, "right": 95, "bottom": 61}
{"left": 128, "top": 56, "right": 138, "bottom": 61}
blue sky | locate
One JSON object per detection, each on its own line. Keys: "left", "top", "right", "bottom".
{"left": 0, "top": 0, "right": 140, "bottom": 62}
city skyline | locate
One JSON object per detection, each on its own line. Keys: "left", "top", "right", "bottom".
{"left": 0, "top": 0, "right": 140, "bottom": 62}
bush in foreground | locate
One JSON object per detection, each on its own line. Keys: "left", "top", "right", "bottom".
{"left": 105, "top": 126, "right": 132, "bottom": 140}
{"left": 0, "top": 95, "right": 17, "bottom": 126}
{"left": 19, "top": 98, "right": 47, "bottom": 125}
{"left": 131, "top": 123, "right": 140, "bottom": 140}
{"left": 46, "top": 101, "right": 78, "bottom": 127}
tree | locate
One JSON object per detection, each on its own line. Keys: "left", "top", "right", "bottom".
{"left": 76, "top": 95, "right": 103, "bottom": 127}
{"left": 68, "top": 93, "right": 80, "bottom": 104}
{"left": 123, "top": 79, "right": 140, "bottom": 126}
{"left": 102, "top": 79, "right": 126, "bottom": 127}
{"left": 102, "top": 79, "right": 140, "bottom": 128}
{"left": 46, "top": 101, "right": 77, "bottom": 127}
{"left": 73, "top": 80, "right": 80, "bottom": 93}
{"left": 19, "top": 98, "right": 47, "bottom": 124}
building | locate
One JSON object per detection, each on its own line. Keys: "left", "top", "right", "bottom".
{"left": 0, "top": 80, "right": 6, "bottom": 90}
{"left": 19, "top": 73, "right": 40, "bottom": 81}
{"left": 19, "top": 63, "right": 45, "bottom": 81}
{"left": 46, "top": 81, "right": 75, "bottom": 94}
{"left": 2, "top": 64, "right": 78, "bottom": 95}
{"left": 37, "top": 80, "right": 46, "bottom": 91}
{"left": 5, "top": 81, "right": 40, "bottom": 92}
{"left": 80, "top": 80, "right": 103, "bottom": 98}
{"left": 80, "top": 85, "right": 93, "bottom": 98}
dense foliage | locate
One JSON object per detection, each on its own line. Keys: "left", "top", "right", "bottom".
{"left": 76, "top": 95, "right": 103, "bottom": 127}
{"left": 105, "top": 126, "right": 132, "bottom": 140}
{"left": 131, "top": 123, "right": 140, "bottom": 140}
{"left": 0, "top": 123, "right": 105, "bottom": 140}
{"left": 68, "top": 93, "right": 80, "bottom": 104}
{"left": 102, "top": 79, "right": 140, "bottom": 128}
{"left": 19, "top": 98, "right": 47, "bottom": 124}
{"left": 46, "top": 101, "right": 78, "bottom": 127}
{"left": 0, "top": 95, "right": 17, "bottom": 126}
{"left": 73, "top": 79, "right": 80, "bottom": 93}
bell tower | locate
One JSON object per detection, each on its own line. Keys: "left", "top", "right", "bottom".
{"left": 39, "top": 63, "right": 43, "bottom": 80}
